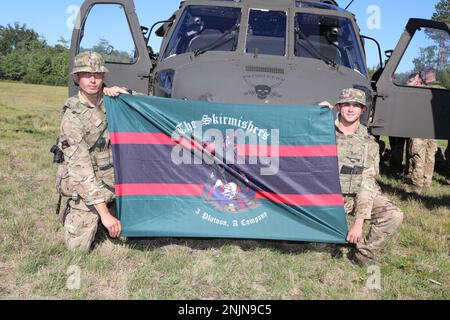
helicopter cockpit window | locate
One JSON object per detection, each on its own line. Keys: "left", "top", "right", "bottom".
{"left": 79, "top": 4, "right": 137, "bottom": 64}
{"left": 393, "top": 27, "right": 449, "bottom": 90}
{"left": 295, "top": 13, "right": 367, "bottom": 77}
{"left": 246, "top": 9, "right": 287, "bottom": 56}
{"left": 162, "top": 5, "right": 241, "bottom": 59}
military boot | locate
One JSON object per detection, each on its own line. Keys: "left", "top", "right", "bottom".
{"left": 348, "top": 249, "right": 377, "bottom": 267}
{"left": 405, "top": 184, "right": 423, "bottom": 195}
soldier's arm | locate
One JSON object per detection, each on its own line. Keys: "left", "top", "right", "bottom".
{"left": 103, "top": 86, "right": 129, "bottom": 97}
{"left": 95, "top": 202, "right": 121, "bottom": 238}
{"left": 103, "top": 86, "right": 146, "bottom": 97}
{"left": 59, "top": 112, "right": 105, "bottom": 206}
{"left": 354, "top": 139, "right": 381, "bottom": 220}
{"left": 317, "top": 101, "right": 334, "bottom": 109}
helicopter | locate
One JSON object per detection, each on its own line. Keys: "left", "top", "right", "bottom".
{"left": 69, "top": 0, "right": 450, "bottom": 139}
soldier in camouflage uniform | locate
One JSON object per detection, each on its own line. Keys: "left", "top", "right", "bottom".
{"left": 321, "top": 89, "right": 403, "bottom": 266}
{"left": 406, "top": 68, "right": 444, "bottom": 193}
{"left": 57, "top": 51, "right": 130, "bottom": 251}
{"left": 388, "top": 74, "right": 423, "bottom": 174}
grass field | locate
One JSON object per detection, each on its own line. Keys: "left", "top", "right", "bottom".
{"left": 0, "top": 81, "right": 448, "bottom": 300}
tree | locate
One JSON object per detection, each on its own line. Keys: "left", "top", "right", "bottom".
{"left": 0, "top": 23, "right": 40, "bottom": 56}
{"left": 49, "top": 49, "right": 70, "bottom": 86}
{"left": 431, "top": 0, "right": 450, "bottom": 23}
{"left": 23, "top": 46, "right": 52, "bottom": 84}
{"left": 413, "top": 45, "right": 438, "bottom": 72}
{"left": 0, "top": 51, "right": 27, "bottom": 80}
{"left": 426, "top": 0, "right": 450, "bottom": 71}
{"left": 408, "top": 0, "right": 450, "bottom": 87}
{"left": 0, "top": 23, "right": 69, "bottom": 86}
{"left": 57, "top": 37, "right": 70, "bottom": 50}
{"left": 90, "top": 38, "right": 133, "bottom": 63}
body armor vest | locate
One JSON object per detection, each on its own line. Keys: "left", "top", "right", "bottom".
{"left": 337, "top": 128, "right": 370, "bottom": 195}
{"left": 62, "top": 97, "right": 114, "bottom": 187}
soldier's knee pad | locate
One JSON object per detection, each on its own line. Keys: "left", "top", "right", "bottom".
{"left": 64, "top": 207, "right": 99, "bottom": 251}
{"left": 390, "top": 209, "right": 403, "bottom": 229}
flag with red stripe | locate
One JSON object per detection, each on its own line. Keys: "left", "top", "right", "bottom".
{"left": 105, "top": 95, "right": 348, "bottom": 243}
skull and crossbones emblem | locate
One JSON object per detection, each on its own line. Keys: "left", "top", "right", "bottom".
{"left": 243, "top": 75, "right": 284, "bottom": 100}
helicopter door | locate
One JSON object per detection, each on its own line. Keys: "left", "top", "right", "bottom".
{"left": 371, "top": 18, "right": 450, "bottom": 139}
{"left": 69, "top": 0, "right": 152, "bottom": 96}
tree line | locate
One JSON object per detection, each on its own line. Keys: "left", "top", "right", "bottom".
{"left": 1, "top": 0, "right": 448, "bottom": 88}
{"left": 0, "top": 23, "right": 69, "bottom": 86}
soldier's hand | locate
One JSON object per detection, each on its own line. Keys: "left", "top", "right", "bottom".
{"left": 100, "top": 213, "right": 122, "bottom": 238}
{"left": 318, "top": 101, "right": 334, "bottom": 110}
{"left": 346, "top": 219, "right": 364, "bottom": 244}
{"left": 104, "top": 86, "right": 129, "bottom": 97}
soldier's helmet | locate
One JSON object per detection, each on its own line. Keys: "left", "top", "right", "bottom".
{"left": 71, "top": 51, "right": 109, "bottom": 74}
{"left": 337, "top": 88, "right": 366, "bottom": 107}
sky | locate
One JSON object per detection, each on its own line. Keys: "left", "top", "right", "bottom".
{"left": 0, "top": 0, "right": 441, "bottom": 69}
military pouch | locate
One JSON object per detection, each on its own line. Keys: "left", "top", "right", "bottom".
{"left": 55, "top": 164, "right": 72, "bottom": 197}
{"left": 339, "top": 165, "right": 364, "bottom": 195}
{"left": 94, "top": 149, "right": 113, "bottom": 170}
{"left": 340, "top": 165, "right": 364, "bottom": 175}
{"left": 352, "top": 165, "right": 364, "bottom": 175}
{"left": 340, "top": 165, "right": 353, "bottom": 174}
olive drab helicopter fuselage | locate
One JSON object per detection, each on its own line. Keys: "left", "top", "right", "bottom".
{"left": 70, "top": 0, "right": 450, "bottom": 139}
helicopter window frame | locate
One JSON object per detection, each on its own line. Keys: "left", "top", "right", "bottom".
{"left": 293, "top": 10, "right": 368, "bottom": 77}
{"left": 78, "top": 3, "right": 140, "bottom": 66}
{"left": 391, "top": 26, "right": 450, "bottom": 91}
{"left": 161, "top": 5, "right": 243, "bottom": 60}
{"left": 245, "top": 8, "right": 288, "bottom": 57}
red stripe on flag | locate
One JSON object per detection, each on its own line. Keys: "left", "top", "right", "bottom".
{"left": 237, "top": 144, "right": 337, "bottom": 157}
{"left": 116, "top": 184, "right": 343, "bottom": 206}
{"left": 255, "top": 192, "right": 344, "bottom": 206}
{"left": 110, "top": 132, "right": 204, "bottom": 150}
{"left": 110, "top": 132, "right": 176, "bottom": 145}
{"left": 110, "top": 133, "right": 337, "bottom": 157}
{"left": 116, "top": 184, "right": 205, "bottom": 196}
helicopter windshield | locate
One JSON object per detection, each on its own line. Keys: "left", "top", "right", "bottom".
{"left": 246, "top": 9, "right": 287, "bottom": 56}
{"left": 295, "top": 13, "right": 367, "bottom": 76}
{"left": 162, "top": 5, "right": 241, "bottom": 59}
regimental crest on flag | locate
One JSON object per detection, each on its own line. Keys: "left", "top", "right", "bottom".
{"left": 202, "top": 167, "right": 260, "bottom": 213}
{"left": 201, "top": 132, "right": 261, "bottom": 213}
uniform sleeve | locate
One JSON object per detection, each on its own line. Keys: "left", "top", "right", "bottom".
{"left": 59, "top": 112, "right": 105, "bottom": 206}
{"left": 354, "top": 139, "right": 381, "bottom": 220}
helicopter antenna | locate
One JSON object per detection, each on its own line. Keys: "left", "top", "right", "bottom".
{"left": 345, "top": 0, "right": 355, "bottom": 10}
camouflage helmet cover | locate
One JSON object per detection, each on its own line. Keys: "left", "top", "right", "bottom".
{"left": 336, "top": 88, "right": 366, "bottom": 107}
{"left": 71, "top": 51, "right": 109, "bottom": 74}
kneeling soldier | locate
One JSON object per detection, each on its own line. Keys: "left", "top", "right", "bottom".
{"left": 55, "top": 51, "right": 130, "bottom": 251}
{"left": 321, "top": 89, "right": 403, "bottom": 266}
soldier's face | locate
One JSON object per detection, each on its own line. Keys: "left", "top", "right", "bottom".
{"left": 338, "top": 103, "right": 364, "bottom": 124}
{"left": 76, "top": 72, "right": 105, "bottom": 95}
{"left": 407, "top": 75, "right": 423, "bottom": 87}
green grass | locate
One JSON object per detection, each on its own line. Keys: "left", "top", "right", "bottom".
{"left": 0, "top": 81, "right": 449, "bottom": 299}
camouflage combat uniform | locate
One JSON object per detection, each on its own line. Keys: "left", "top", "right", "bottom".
{"left": 407, "top": 138, "right": 437, "bottom": 189}
{"left": 56, "top": 52, "right": 115, "bottom": 251}
{"left": 336, "top": 122, "right": 403, "bottom": 260}
{"left": 407, "top": 81, "right": 445, "bottom": 190}
{"left": 58, "top": 93, "right": 115, "bottom": 251}
{"left": 335, "top": 89, "right": 403, "bottom": 262}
